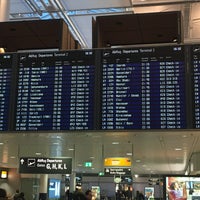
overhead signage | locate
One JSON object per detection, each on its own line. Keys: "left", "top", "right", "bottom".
{"left": 15, "top": 50, "right": 95, "bottom": 131}
{"left": 19, "top": 157, "right": 72, "bottom": 174}
{"left": 114, "top": 177, "right": 122, "bottom": 183}
{"left": 0, "top": 169, "right": 8, "bottom": 179}
{"left": 104, "top": 168, "right": 131, "bottom": 176}
{"left": 84, "top": 162, "right": 92, "bottom": 167}
{"left": 104, "top": 157, "right": 131, "bottom": 167}
{"left": 101, "top": 46, "right": 186, "bottom": 130}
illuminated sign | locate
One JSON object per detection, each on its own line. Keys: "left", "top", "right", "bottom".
{"left": 84, "top": 162, "right": 92, "bottom": 167}
{"left": 48, "top": 179, "right": 61, "bottom": 198}
{"left": 101, "top": 46, "right": 186, "bottom": 129}
{"left": 104, "top": 157, "right": 131, "bottom": 167}
{"left": 0, "top": 170, "right": 8, "bottom": 179}
{"left": 104, "top": 167, "right": 131, "bottom": 175}
{"left": 19, "top": 157, "right": 72, "bottom": 174}
{"left": 15, "top": 51, "right": 95, "bottom": 131}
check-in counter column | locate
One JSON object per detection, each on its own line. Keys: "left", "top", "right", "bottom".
{"left": 0, "top": 0, "right": 10, "bottom": 21}
{"left": 70, "top": 173, "right": 76, "bottom": 194}
{"left": 39, "top": 174, "right": 48, "bottom": 200}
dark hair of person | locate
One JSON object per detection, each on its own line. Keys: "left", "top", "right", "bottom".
{"left": 73, "top": 191, "right": 87, "bottom": 200}
{"left": 170, "top": 182, "right": 176, "bottom": 190}
{"left": 85, "top": 190, "right": 92, "bottom": 195}
{"left": 0, "top": 188, "right": 6, "bottom": 198}
{"left": 20, "top": 192, "right": 24, "bottom": 197}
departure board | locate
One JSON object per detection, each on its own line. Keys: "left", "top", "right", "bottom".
{"left": 0, "top": 54, "right": 13, "bottom": 131}
{"left": 101, "top": 46, "right": 186, "bottom": 130}
{"left": 192, "top": 45, "right": 200, "bottom": 128}
{"left": 15, "top": 50, "right": 95, "bottom": 131}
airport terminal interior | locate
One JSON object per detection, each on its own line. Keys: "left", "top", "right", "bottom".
{"left": 1, "top": 0, "right": 200, "bottom": 200}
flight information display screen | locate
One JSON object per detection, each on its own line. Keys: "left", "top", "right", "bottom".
{"left": 0, "top": 54, "right": 13, "bottom": 131}
{"left": 192, "top": 45, "right": 200, "bottom": 128}
{"left": 101, "top": 46, "right": 186, "bottom": 129}
{"left": 15, "top": 50, "right": 95, "bottom": 131}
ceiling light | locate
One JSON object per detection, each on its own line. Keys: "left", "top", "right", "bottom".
{"left": 68, "top": 148, "right": 74, "bottom": 151}
{"left": 112, "top": 142, "right": 119, "bottom": 145}
{"left": 35, "top": 152, "right": 41, "bottom": 155}
{"left": 175, "top": 148, "right": 182, "bottom": 151}
{"left": 10, "top": 156, "right": 16, "bottom": 159}
{"left": 182, "top": 135, "right": 188, "bottom": 138}
{"left": 0, "top": 48, "right": 5, "bottom": 53}
{"left": 0, "top": 143, "right": 3, "bottom": 145}
{"left": 126, "top": 153, "right": 132, "bottom": 156}
{"left": 0, "top": 170, "right": 8, "bottom": 179}
{"left": 51, "top": 135, "right": 61, "bottom": 139}
{"left": 53, "top": 142, "right": 59, "bottom": 145}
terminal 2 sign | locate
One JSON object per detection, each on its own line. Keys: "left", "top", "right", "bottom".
{"left": 19, "top": 157, "right": 72, "bottom": 174}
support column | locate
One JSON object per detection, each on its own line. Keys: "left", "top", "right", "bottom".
{"left": 70, "top": 172, "right": 76, "bottom": 192}
{"left": 69, "top": 172, "right": 76, "bottom": 200}
{"left": 0, "top": 0, "right": 10, "bottom": 21}
{"left": 39, "top": 174, "right": 48, "bottom": 200}
{"left": 61, "top": 174, "right": 66, "bottom": 200}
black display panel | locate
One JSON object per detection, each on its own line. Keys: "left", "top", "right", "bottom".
{"left": 191, "top": 45, "right": 200, "bottom": 128}
{"left": 0, "top": 54, "right": 13, "bottom": 131}
{"left": 15, "top": 50, "right": 95, "bottom": 131}
{"left": 101, "top": 46, "right": 186, "bottom": 129}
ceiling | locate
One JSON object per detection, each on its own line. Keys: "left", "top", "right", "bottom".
{"left": 1, "top": 130, "right": 200, "bottom": 176}
{"left": 0, "top": 0, "right": 200, "bottom": 177}
{"left": 6, "top": 0, "right": 200, "bottom": 48}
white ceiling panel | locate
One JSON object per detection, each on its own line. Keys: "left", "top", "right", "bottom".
{"left": 70, "top": 15, "right": 93, "bottom": 48}
{"left": 0, "top": 130, "right": 200, "bottom": 175}
{"left": 60, "top": 0, "right": 132, "bottom": 10}
{"left": 10, "top": 0, "right": 33, "bottom": 14}
{"left": 133, "top": 5, "right": 182, "bottom": 13}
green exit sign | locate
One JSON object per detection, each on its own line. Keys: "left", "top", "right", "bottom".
{"left": 99, "top": 172, "right": 104, "bottom": 176}
{"left": 84, "top": 162, "right": 92, "bottom": 167}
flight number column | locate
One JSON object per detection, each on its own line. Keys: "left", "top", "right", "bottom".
{"left": 102, "top": 63, "right": 115, "bottom": 129}
{"left": 16, "top": 67, "right": 30, "bottom": 130}
{"left": 102, "top": 62, "right": 142, "bottom": 129}
{"left": 16, "top": 66, "right": 55, "bottom": 131}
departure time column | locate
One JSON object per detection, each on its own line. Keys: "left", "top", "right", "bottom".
{"left": 0, "top": 54, "right": 12, "bottom": 131}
